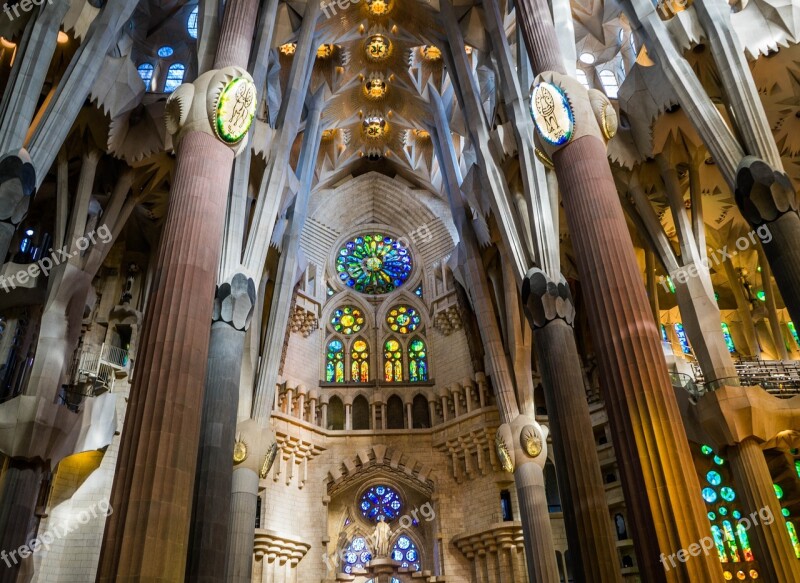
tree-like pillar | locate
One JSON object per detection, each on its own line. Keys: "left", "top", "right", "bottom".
{"left": 735, "top": 158, "right": 800, "bottom": 326}
{"left": 227, "top": 467, "right": 259, "bottom": 583}
{"left": 187, "top": 275, "right": 256, "bottom": 581}
{"left": 96, "top": 1, "right": 258, "bottom": 579}
{"left": 515, "top": 0, "right": 724, "bottom": 580}
{"left": 726, "top": 437, "right": 800, "bottom": 582}
{"left": 523, "top": 269, "right": 622, "bottom": 582}
{"left": 0, "top": 459, "right": 43, "bottom": 583}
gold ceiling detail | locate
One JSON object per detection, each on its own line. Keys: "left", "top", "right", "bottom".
{"left": 365, "top": 0, "right": 394, "bottom": 16}
{"left": 365, "top": 34, "right": 392, "bottom": 62}
{"left": 321, "top": 129, "right": 337, "bottom": 141}
{"left": 362, "top": 115, "right": 388, "bottom": 139}
{"left": 412, "top": 129, "right": 430, "bottom": 139}
{"left": 364, "top": 73, "right": 388, "bottom": 100}
{"left": 317, "top": 44, "right": 334, "bottom": 58}
{"left": 279, "top": 43, "right": 296, "bottom": 56}
{"left": 420, "top": 45, "right": 442, "bottom": 61}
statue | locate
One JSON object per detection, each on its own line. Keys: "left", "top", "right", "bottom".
{"left": 373, "top": 516, "right": 392, "bottom": 558}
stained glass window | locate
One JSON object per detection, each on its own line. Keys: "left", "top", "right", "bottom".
{"left": 720, "top": 487, "right": 736, "bottom": 502}
{"left": 795, "top": 460, "right": 800, "bottom": 479}
{"left": 722, "top": 521, "right": 741, "bottom": 562}
{"left": 164, "top": 63, "right": 185, "bottom": 92}
{"left": 137, "top": 63, "right": 154, "bottom": 88}
{"left": 326, "top": 339, "right": 345, "bottom": 383}
{"left": 187, "top": 6, "right": 198, "bottom": 38}
{"left": 387, "top": 305, "right": 420, "bottom": 334}
{"left": 415, "top": 284, "right": 423, "bottom": 298}
{"left": 384, "top": 338, "right": 403, "bottom": 382}
{"left": 408, "top": 337, "right": 428, "bottom": 382}
{"left": 157, "top": 46, "right": 174, "bottom": 57}
{"left": 702, "top": 488, "right": 718, "bottom": 504}
{"left": 789, "top": 322, "right": 800, "bottom": 348}
{"left": 391, "top": 535, "right": 421, "bottom": 571}
{"left": 336, "top": 234, "right": 412, "bottom": 295}
{"left": 787, "top": 521, "right": 800, "bottom": 558}
{"left": 674, "top": 323, "right": 691, "bottom": 354}
{"left": 711, "top": 525, "right": 728, "bottom": 562}
{"left": 721, "top": 323, "right": 736, "bottom": 353}
{"left": 737, "top": 523, "right": 754, "bottom": 562}
{"left": 360, "top": 485, "right": 403, "bottom": 522}
{"left": 331, "top": 306, "right": 364, "bottom": 335}
{"left": 660, "top": 324, "right": 669, "bottom": 343}
{"left": 707, "top": 471, "right": 722, "bottom": 486}
{"left": 351, "top": 339, "right": 369, "bottom": 383}
{"left": 342, "top": 535, "right": 372, "bottom": 573}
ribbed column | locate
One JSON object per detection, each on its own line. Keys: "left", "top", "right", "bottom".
{"left": 0, "top": 459, "right": 43, "bottom": 583}
{"left": 227, "top": 468, "right": 259, "bottom": 583}
{"left": 514, "top": 462, "right": 559, "bottom": 583}
{"left": 213, "top": 0, "right": 259, "bottom": 69}
{"left": 96, "top": 132, "right": 233, "bottom": 583}
{"left": 726, "top": 437, "right": 800, "bottom": 582}
{"left": 187, "top": 274, "right": 255, "bottom": 582}
{"left": 523, "top": 269, "right": 622, "bottom": 583}
{"left": 551, "top": 135, "right": 722, "bottom": 581}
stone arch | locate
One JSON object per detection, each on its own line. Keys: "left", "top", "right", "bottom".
{"left": 325, "top": 444, "right": 434, "bottom": 497}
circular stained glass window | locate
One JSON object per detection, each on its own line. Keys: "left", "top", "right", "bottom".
{"left": 360, "top": 485, "right": 403, "bottom": 523}
{"left": 331, "top": 306, "right": 365, "bottom": 334}
{"left": 387, "top": 305, "right": 420, "bottom": 334}
{"left": 707, "top": 471, "right": 722, "bottom": 486}
{"left": 343, "top": 536, "right": 372, "bottom": 573}
{"left": 702, "top": 488, "right": 718, "bottom": 504}
{"left": 708, "top": 512, "right": 716, "bottom": 520}
{"left": 732, "top": 510, "right": 741, "bottom": 520}
{"left": 783, "top": 508, "right": 791, "bottom": 517}
{"left": 714, "top": 455, "right": 725, "bottom": 465}
{"left": 391, "top": 535, "right": 421, "bottom": 571}
{"left": 701, "top": 445, "right": 714, "bottom": 456}
{"left": 719, "top": 506, "right": 728, "bottom": 516}
{"left": 720, "top": 487, "right": 736, "bottom": 502}
{"left": 774, "top": 484, "right": 784, "bottom": 499}
{"left": 336, "top": 234, "right": 412, "bottom": 295}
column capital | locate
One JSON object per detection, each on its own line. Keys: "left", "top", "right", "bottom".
{"left": 496, "top": 414, "right": 549, "bottom": 472}
{"left": 522, "top": 268, "right": 575, "bottom": 329}
{"left": 165, "top": 66, "right": 257, "bottom": 155}
{"left": 212, "top": 272, "right": 257, "bottom": 330}
{"left": 735, "top": 156, "right": 798, "bottom": 225}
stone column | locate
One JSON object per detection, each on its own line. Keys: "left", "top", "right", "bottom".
{"left": 522, "top": 269, "right": 622, "bottom": 582}
{"left": 406, "top": 402, "right": 413, "bottom": 428}
{"left": 226, "top": 467, "right": 260, "bottom": 583}
{"left": 514, "top": 461, "right": 559, "bottom": 582}
{"left": 758, "top": 248, "right": 789, "bottom": 361}
{"left": 515, "top": 1, "right": 724, "bottom": 580}
{"left": 345, "top": 403, "right": 352, "bottom": 430}
{"left": 187, "top": 275, "right": 256, "bottom": 582}
{"left": 96, "top": 1, "right": 258, "bottom": 579}
{"left": 723, "top": 258, "right": 760, "bottom": 357}
{"left": 0, "top": 459, "right": 43, "bottom": 583}
{"left": 321, "top": 401, "right": 328, "bottom": 429}
{"left": 735, "top": 158, "right": 800, "bottom": 326}
{"left": 726, "top": 438, "right": 800, "bottom": 582}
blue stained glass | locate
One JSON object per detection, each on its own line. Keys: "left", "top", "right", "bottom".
{"left": 343, "top": 537, "right": 371, "bottom": 572}
{"left": 137, "top": 63, "right": 154, "bottom": 88}
{"left": 157, "top": 46, "right": 174, "bottom": 57}
{"left": 164, "top": 63, "right": 185, "bottom": 92}
{"left": 187, "top": 6, "right": 198, "bottom": 38}
{"left": 336, "top": 234, "right": 412, "bottom": 295}
{"left": 702, "top": 487, "right": 718, "bottom": 504}
{"left": 360, "top": 485, "right": 403, "bottom": 523}
{"left": 661, "top": 324, "right": 669, "bottom": 343}
{"left": 391, "top": 535, "right": 420, "bottom": 571}
{"left": 721, "top": 323, "right": 736, "bottom": 353}
{"left": 720, "top": 487, "right": 736, "bottom": 502}
{"left": 674, "top": 322, "right": 691, "bottom": 354}
{"left": 707, "top": 471, "right": 722, "bottom": 486}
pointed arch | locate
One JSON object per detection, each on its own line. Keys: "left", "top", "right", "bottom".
{"left": 384, "top": 337, "right": 403, "bottom": 382}
{"left": 351, "top": 336, "right": 370, "bottom": 382}
{"left": 411, "top": 393, "right": 430, "bottom": 428}
{"left": 408, "top": 336, "right": 428, "bottom": 382}
{"left": 328, "top": 396, "right": 345, "bottom": 430}
{"left": 386, "top": 394, "right": 404, "bottom": 429}
{"left": 352, "top": 395, "right": 370, "bottom": 429}
{"left": 326, "top": 337, "right": 345, "bottom": 383}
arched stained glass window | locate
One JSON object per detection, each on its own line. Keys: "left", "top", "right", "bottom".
{"left": 336, "top": 234, "right": 412, "bottom": 295}
{"left": 187, "top": 6, "right": 198, "bottom": 39}
{"left": 326, "top": 339, "right": 345, "bottom": 383}
{"left": 386, "top": 305, "right": 420, "bottom": 334}
{"left": 721, "top": 323, "right": 736, "bottom": 353}
{"left": 351, "top": 338, "right": 369, "bottom": 382}
{"left": 384, "top": 338, "right": 403, "bottom": 382}
{"left": 674, "top": 323, "right": 691, "bottom": 354}
{"left": 164, "top": 63, "right": 185, "bottom": 92}
{"left": 360, "top": 485, "right": 403, "bottom": 522}
{"left": 391, "top": 535, "right": 421, "bottom": 571}
{"left": 788, "top": 321, "right": 800, "bottom": 348}
{"left": 137, "top": 63, "right": 154, "bottom": 88}
{"left": 342, "top": 535, "right": 372, "bottom": 574}
{"left": 599, "top": 70, "right": 619, "bottom": 99}
{"left": 331, "top": 305, "right": 364, "bottom": 335}
{"left": 408, "top": 337, "right": 428, "bottom": 382}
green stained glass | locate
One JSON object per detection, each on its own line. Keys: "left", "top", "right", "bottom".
{"left": 719, "top": 507, "right": 728, "bottom": 516}
{"left": 733, "top": 510, "right": 741, "bottom": 520}
{"left": 774, "top": 484, "right": 784, "bottom": 500}
{"left": 408, "top": 337, "right": 428, "bottom": 382}
{"left": 720, "top": 487, "right": 736, "bottom": 502}
{"left": 331, "top": 305, "right": 365, "bottom": 335}
{"left": 714, "top": 455, "right": 725, "bottom": 466}
{"left": 789, "top": 322, "right": 800, "bottom": 348}
{"left": 336, "top": 234, "right": 412, "bottom": 295}
{"left": 786, "top": 521, "right": 800, "bottom": 559}
{"left": 783, "top": 508, "right": 791, "bottom": 518}
{"left": 702, "top": 488, "right": 718, "bottom": 504}
{"left": 707, "top": 471, "right": 722, "bottom": 486}
{"left": 387, "top": 305, "right": 420, "bottom": 334}
{"left": 701, "top": 445, "right": 714, "bottom": 456}
{"left": 722, "top": 521, "right": 740, "bottom": 562}
{"left": 384, "top": 338, "right": 403, "bottom": 382}
{"left": 711, "top": 525, "right": 728, "bottom": 562}
{"left": 326, "top": 339, "right": 344, "bottom": 383}
{"left": 796, "top": 460, "right": 800, "bottom": 479}
{"left": 708, "top": 512, "right": 716, "bottom": 520}
{"left": 721, "top": 323, "right": 736, "bottom": 353}
{"left": 736, "top": 523, "right": 754, "bottom": 562}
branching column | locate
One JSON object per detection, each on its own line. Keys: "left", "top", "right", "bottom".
{"left": 96, "top": 0, "right": 258, "bottom": 580}
{"left": 523, "top": 269, "right": 622, "bottom": 582}
{"left": 515, "top": 0, "right": 723, "bottom": 580}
